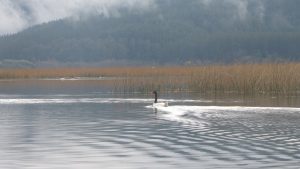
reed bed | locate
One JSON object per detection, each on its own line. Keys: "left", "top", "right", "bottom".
{"left": 0, "top": 63, "right": 300, "bottom": 95}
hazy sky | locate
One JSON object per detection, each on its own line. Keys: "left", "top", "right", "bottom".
{"left": 0, "top": 0, "right": 155, "bottom": 35}
{"left": 0, "top": 0, "right": 263, "bottom": 35}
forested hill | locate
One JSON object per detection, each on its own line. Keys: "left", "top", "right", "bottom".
{"left": 1, "top": 0, "right": 300, "bottom": 67}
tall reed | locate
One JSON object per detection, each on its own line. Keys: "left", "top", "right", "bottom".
{"left": 0, "top": 63, "right": 299, "bottom": 95}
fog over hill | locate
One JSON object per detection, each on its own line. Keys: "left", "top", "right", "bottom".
{"left": 0, "top": 0, "right": 300, "bottom": 67}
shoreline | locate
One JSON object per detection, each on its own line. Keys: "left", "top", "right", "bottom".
{"left": 0, "top": 63, "right": 299, "bottom": 95}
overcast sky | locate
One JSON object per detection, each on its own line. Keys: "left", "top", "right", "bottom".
{"left": 0, "top": 0, "right": 263, "bottom": 35}
{"left": 0, "top": 0, "right": 156, "bottom": 35}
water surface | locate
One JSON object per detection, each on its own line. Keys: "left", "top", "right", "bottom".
{"left": 0, "top": 80, "right": 300, "bottom": 169}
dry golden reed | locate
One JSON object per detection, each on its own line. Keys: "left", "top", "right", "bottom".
{"left": 0, "top": 63, "right": 299, "bottom": 94}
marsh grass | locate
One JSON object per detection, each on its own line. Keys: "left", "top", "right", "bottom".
{"left": 0, "top": 63, "right": 299, "bottom": 95}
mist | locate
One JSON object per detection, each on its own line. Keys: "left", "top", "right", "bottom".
{"left": 199, "top": 0, "right": 265, "bottom": 21}
{"left": 0, "top": 0, "right": 155, "bottom": 35}
{"left": 0, "top": 0, "right": 299, "bottom": 66}
{"left": 0, "top": 0, "right": 295, "bottom": 36}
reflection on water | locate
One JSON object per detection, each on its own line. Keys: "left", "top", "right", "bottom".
{"left": 0, "top": 80, "right": 300, "bottom": 169}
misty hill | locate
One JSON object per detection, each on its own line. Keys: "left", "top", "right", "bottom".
{"left": 1, "top": 0, "right": 300, "bottom": 67}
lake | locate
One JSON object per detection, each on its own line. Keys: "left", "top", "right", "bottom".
{"left": 0, "top": 79, "right": 300, "bottom": 169}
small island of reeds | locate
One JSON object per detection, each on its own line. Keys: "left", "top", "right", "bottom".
{"left": 0, "top": 62, "right": 299, "bottom": 95}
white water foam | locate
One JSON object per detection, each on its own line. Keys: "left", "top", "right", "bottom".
{"left": 0, "top": 97, "right": 210, "bottom": 105}
{"left": 147, "top": 105, "right": 300, "bottom": 126}
{"left": 148, "top": 105, "right": 300, "bottom": 115}
{"left": 0, "top": 98, "right": 151, "bottom": 104}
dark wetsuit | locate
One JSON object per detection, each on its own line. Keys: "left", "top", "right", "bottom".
{"left": 153, "top": 91, "right": 158, "bottom": 103}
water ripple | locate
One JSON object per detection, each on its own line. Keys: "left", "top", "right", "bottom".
{"left": 0, "top": 101, "right": 300, "bottom": 169}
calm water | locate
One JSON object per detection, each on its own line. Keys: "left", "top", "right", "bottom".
{"left": 0, "top": 80, "right": 300, "bottom": 169}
